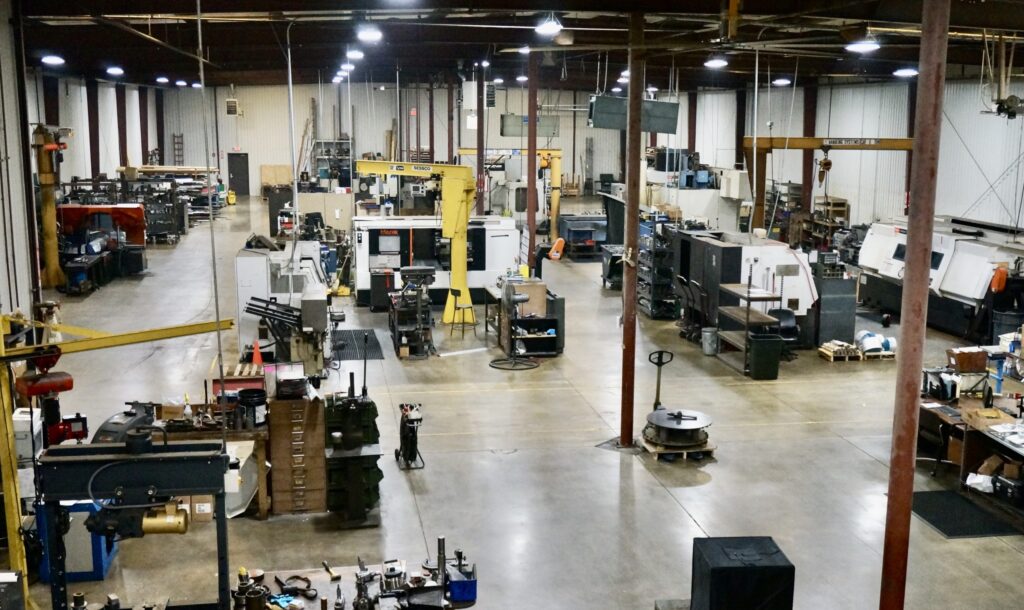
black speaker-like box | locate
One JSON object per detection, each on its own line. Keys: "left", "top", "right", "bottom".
{"left": 691, "top": 537, "right": 795, "bottom": 610}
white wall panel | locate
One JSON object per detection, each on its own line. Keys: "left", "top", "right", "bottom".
{"left": 935, "top": 79, "right": 1024, "bottom": 226}
{"left": 97, "top": 83, "right": 119, "bottom": 176}
{"left": 746, "top": 85, "right": 805, "bottom": 185}
{"left": 58, "top": 77, "right": 92, "bottom": 180}
{"left": 124, "top": 86, "right": 143, "bottom": 166}
{"left": 695, "top": 90, "right": 736, "bottom": 168}
{"left": 813, "top": 82, "right": 909, "bottom": 224}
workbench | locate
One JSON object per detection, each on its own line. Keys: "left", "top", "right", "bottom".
{"left": 164, "top": 428, "right": 270, "bottom": 520}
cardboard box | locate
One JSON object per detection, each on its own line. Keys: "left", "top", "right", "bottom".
{"left": 947, "top": 436, "right": 963, "bottom": 465}
{"left": 174, "top": 496, "right": 190, "bottom": 514}
{"left": 978, "top": 455, "right": 1005, "bottom": 476}
{"left": 962, "top": 406, "right": 1016, "bottom": 430}
{"left": 191, "top": 495, "right": 214, "bottom": 522}
{"left": 946, "top": 348, "right": 988, "bottom": 373}
{"left": 157, "top": 404, "right": 185, "bottom": 420}
{"left": 1004, "top": 461, "right": 1023, "bottom": 480}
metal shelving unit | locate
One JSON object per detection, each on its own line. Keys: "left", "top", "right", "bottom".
{"left": 717, "top": 282, "right": 781, "bottom": 373}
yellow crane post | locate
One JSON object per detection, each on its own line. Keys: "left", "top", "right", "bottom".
{"left": 354, "top": 160, "right": 477, "bottom": 324}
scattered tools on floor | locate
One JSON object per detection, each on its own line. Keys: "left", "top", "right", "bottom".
{"left": 396, "top": 402, "right": 425, "bottom": 470}
{"left": 640, "top": 350, "right": 714, "bottom": 461}
{"left": 323, "top": 560, "right": 341, "bottom": 581}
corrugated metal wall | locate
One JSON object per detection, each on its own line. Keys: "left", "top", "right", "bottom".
{"left": 97, "top": 83, "right": 120, "bottom": 176}
{"left": 813, "top": 82, "right": 910, "bottom": 224}
{"left": 124, "top": 86, "right": 143, "bottom": 166}
{"left": 936, "top": 79, "right": 1024, "bottom": 225}
{"left": 59, "top": 78, "right": 93, "bottom": 180}
{"left": 695, "top": 90, "right": 736, "bottom": 168}
{"left": 163, "top": 87, "right": 217, "bottom": 168}
{"left": 746, "top": 85, "right": 805, "bottom": 185}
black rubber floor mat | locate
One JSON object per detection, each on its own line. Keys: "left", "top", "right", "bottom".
{"left": 333, "top": 329, "right": 385, "bottom": 361}
{"left": 912, "top": 490, "right": 1019, "bottom": 538}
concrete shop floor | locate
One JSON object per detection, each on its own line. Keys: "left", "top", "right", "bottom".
{"left": 32, "top": 196, "right": 1024, "bottom": 609}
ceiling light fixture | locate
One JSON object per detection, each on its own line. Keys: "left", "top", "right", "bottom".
{"left": 346, "top": 49, "right": 365, "bottom": 60}
{"left": 845, "top": 38, "right": 880, "bottom": 53}
{"left": 191, "top": 82, "right": 202, "bottom": 88}
{"left": 156, "top": 76, "right": 169, "bottom": 84}
{"left": 493, "top": 77, "right": 504, "bottom": 84}
{"left": 332, "top": 76, "right": 342, "bottom": 84}
{"left": 41, "top": 55, "right": 65, "bottom": 66}
{"left": 893, "top": 67, "right": 919, "bottom": 78}
{"left": 357, "top": 24, "right": 383, "bottom": 43}
{"left": 535, "top": 13, "right": 563, "bottom": 37}
{"left": 646, "top": 86, "right": 658, "bottom": 93}
{"left": 106, "top": 66, "right": 124, "bottom": 76}
{"left": 518, "top": 46, "right": 530, "bottom": 55}
{"left": 704, "top": 56, "right": 728, "bottom": 69}
{"left": 621, "top": 70, "right": 629, "bottom": 77}
{"left": 617, "top": 77, "right": 629, "bottom": 84}
{"left": 379, "top": 86, "right": 386, "bottom": 91}
{"left": 611, "top": 87, "right": 622, "bottom": 93}
{"left": 772, "top": 77, "right": 792, "bottom": 86}
{"left": 516, "top": 75, "right": 528, "bottom": 82}
{"left": 338, "top": 71, "right": 349, "bottom": 77}
{"left": 481, "top": 60, "right": 490, "bottom": 68}
{"left": 341, "top": 62, "right": 356, "bottom": 72}
{"left": 175, "top": 80, "right": 187, "bottom": 87}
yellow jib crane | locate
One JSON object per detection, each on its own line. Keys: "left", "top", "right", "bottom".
{"left": 0, "top": 314, "right": 234, "bottom": 604}
{"left": 354, "top": 160, "right": 476, "bottom": 324}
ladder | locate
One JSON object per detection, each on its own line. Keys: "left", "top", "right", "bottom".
{"left": 172, "top": 134, "right": 184, "bottom": 165}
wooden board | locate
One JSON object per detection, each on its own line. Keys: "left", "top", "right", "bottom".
{"left": 863, "top": 350, "right": 896, "bottom": 360}
{"left": 642, "top": 438, "right": 717, "bottom": 459}
{"left": 818, "top": 346, "right": 862, "bottom": 362}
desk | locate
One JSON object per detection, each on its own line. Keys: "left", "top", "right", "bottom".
{"left": 954, "top": 397, "right": 1024, "bottom": 521}
{"left": 164, "top": 428, "right": 270, "bottom": 520}
{"left": 482, "top": 286, "right": 502, "bottom": 346}
{"left": 918, "top": 401, "right": 966, "bottom": 474}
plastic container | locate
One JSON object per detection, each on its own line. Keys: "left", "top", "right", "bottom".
{"left": 238, "top": 388, "right": 268, "bottom": 427}
{"left": 702, "top": 327, "right": 719, "bottom": 356}
{"left": 748, "top": 334, "right": 783, "bottom": 380}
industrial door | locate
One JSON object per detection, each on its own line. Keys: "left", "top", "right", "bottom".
{"left": 227, "top": 152, "right": 250, "bottom": 195}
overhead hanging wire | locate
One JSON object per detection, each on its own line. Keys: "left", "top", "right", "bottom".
{"left": 194, "top": 0, "right": 228, "bottom": 448}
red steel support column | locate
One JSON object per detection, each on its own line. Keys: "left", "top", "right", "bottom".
{"left": 428, "top": 83, "right": 435, "bottom": 161}
{"left": 139, "top": 87, "right": 149, "bottom": 159}
{"left": 879, "top": 2, "right": 950, "bottom": 609}
{"left": 526, "top": 55, "right": 539, "bottom": 266}
{"left": 115, "top": 84, "right": 128, "bottom": 167}
{"left": 476, "top": 69, "right": 485, "bottom": 214}
{"left": 415, "top": 82, "right": 422, "bottom": 161}
{"left": 802, "top": 85, "right": 817, "bottom": 211}
{"left": 687, "top": 91, "right": 697, "bottom": 153}
{"left": 620, "top": 13, "right": 644, "bottom": 447}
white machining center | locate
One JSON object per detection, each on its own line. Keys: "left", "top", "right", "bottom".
{"left": 457, "top": 149, "right": 547, "bottom": 225}
{"left": 235, "top": 241, "right": 332, "bottom": 376}
{"left": 858, "top": 217, "right": 1023, "bottom": 337}
{"left": 352, "top": 215, "right": 519, "bottom": 305}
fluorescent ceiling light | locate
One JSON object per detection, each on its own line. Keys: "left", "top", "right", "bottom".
{"left": 493, "top": 77, "right": 504, "bottom": 84}
{"left": 106, "top": 66, "right": 124, "bottom": 76}
{"left": 893, "top": 67, "right": 919, "bottom": 78}
{"left": 156, "top": 76, "right": 169, "bottom": 84}
{"left": 175, "top": 80, "right": 187, "bottom": 87}
{"left": 379, "top": 86, "right": 386, "bottom": 91}
{"left": 621, "top": 70, "right": 629, "bottom": 77}
{"left": 535, "top": 13, "right": 563, "bottom": 37}
{"left": 191, "top": 82, "right": 202, "bottom": 88}
{"left": 481, "top": 60, "right": 490, "bottom": 68}
{"left": 772, "top": 78, "right": 792, "bottom": 86}
{"left": 357, "top": 24, "right": 383, "bottom": 43}
{"left": 518, "top": 46, "right": 530, "bottom": 55}
{"left": 332, "top": 76, "right": 342, "bottom": 84}
{"left": 646, "top": 86, "right": 658, "bottom": 93}
{"left": 516, "top": 75, "right": 528, "bottom": 82}
{"left": 341, "top": 62, "right": 356, "bottom": 71}
{"left": 346, "top": 49, "right": 364, "bottom": 60}
{"left": 338, "top": 70, "right": 349, "bottom": 77}
{"left": 611, "top": 87, "right": 622, "bottom": 93}
{"left": 845, "top": 39, "right": 880, "bottom": 53}
{"left": 704, "top": 57, "right": 728, "bottom": 69}
{"left": 617, "top": 77, "right": 629, "bottom": 84}
{"left": 41, "top": 55, "right": 65, "bottom": 66}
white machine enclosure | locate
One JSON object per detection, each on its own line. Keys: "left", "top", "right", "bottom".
{"left": 235, "top": 240, "right": 330, "bottom": 356}
{"left": 352, "top": 215, "right": 520, "bottom": 294}
{"left": 727, "top": 235, "right": 818, "bottom": 316}
{"left": 859, "top": 221, "right": 1016, "bottom": 305}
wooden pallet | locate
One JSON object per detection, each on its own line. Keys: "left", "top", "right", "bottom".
{"left": 818, "top": 347, "right": 862, "bottom": 362}
{"left": 642, "top": 438, "right": 716, "bottom": 460}
{"left": 863, "top": 350, "right": 896, "bottom": 360}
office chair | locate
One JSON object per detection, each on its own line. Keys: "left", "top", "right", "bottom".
{"left": 448, "top": 288, "right": 477, "bottom": 338}
{"left": 767, "top": 308, "right": 800, "bottom": 361}
{"left": 917, "top": 414, "right": 955, "bottom": 476}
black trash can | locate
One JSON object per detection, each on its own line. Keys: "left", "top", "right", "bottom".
{"left": 748, "top": 334, "right": 783, "bottom": 380}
